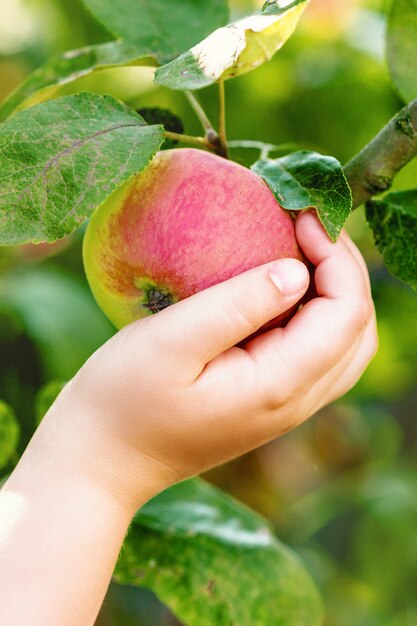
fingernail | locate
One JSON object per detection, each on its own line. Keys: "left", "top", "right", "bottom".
{"left": 269, "top": 259, "right": 308, "bottom": 295}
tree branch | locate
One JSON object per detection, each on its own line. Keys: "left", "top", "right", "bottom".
{"left": 345, "top": 97, "right": 417, "bottom": 209}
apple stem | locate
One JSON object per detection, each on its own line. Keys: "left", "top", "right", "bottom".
{"left": 218, "top": 81, "right": 228, "bottom": 158}
{"left": 163, "top": 130, "right": 230, "bottom": 158}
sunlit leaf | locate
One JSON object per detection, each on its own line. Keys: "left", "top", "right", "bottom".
{"left": 116, "top": 478, "right": 323, "bottom": 626}
{"left": 387, "top": 0, "right": 417, "bottom": 102}
{"left": 0, "top": 0, "right": 231, "bottom": 121}
{"left": 261, "top": 0, "right": 309, "bottom": 15}
{"left": 0, "top": 40, "right": 157, "bottom": 122}
{"left": 81, "top": 0, "right": 229, "bottom": 63}
{"left": 252, "top": 151, "right": 352, "bottom": 241}
{"left": 154, "top": 0, "right": 309, "bottom": 90}
{"left": 366, "top": 189, "right": 417, "bottom": 291}
{"left": 0, "top": 93, "right": 164, "bottom": 245}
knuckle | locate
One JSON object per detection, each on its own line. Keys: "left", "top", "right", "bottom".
{"left": 118, "top": 315, "right": 169, "bottom": 367}
{"left": 262, "top": 380, "right": 297, "bottom": 413}
{"left": 274, "top": 407, "right": 309, "bottom": 438}
{"left": 345, "top": 299, "right": 373, "bottom": 334}
{"left": 221, "top": 296, "right": 259, "bottom": 336}
{"left": 122, "top": 316, "right": 156, "bottom": 350}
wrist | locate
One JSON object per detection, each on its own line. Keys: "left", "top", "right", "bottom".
{"left": 0, "top": 383, "right": 159, "bottom": 626}
{"left": 34, "top": 381, "right": 176, "bottom": 515}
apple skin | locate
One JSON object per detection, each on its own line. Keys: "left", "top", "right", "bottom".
{"left": 83, "top": 148, "right": 304, "bottom": 330}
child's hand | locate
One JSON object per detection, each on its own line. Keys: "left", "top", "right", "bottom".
{"left": 0, "top": 211, "right": 377, "bottom": 625}
{"left": 58, "top": 211, "right": 377, "bottom": 510}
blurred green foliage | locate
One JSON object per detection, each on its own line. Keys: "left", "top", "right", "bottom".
{"left": 0, "top": 1, "right": 416, "bottom": 624}
{"left": 0, "top": 399, "right": 20, "bottom": 468}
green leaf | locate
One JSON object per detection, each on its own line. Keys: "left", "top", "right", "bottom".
{"left": 35, "top": 381, "right": 67, "bottom": 425}
{"left": 0, "top": 2, "right": 229, "bottom": 120}
{"left": 154, "top": 0, "right": 309, "bottom": 90}
{"left": 81, "top": 0, "right": 229, "bottom": 64}
{"left": 115, "top": 478, "right": 323, "bottom": 626}
{"left": 0, "top": 92, "right": 164, "bottom": 245}
{"left": 252, "top": 151, "right": 352, "bottom": 241}
{"left": 366, "top": 190, "right": 417, "bottom": 291}
{"left": 387, "top": 0, "right": 417, "bottom": 102}
{"left": 0, "top": 400, "right": 20, "bottom": 469}
{"left": 0, "top": 40, "right": 158, "bottom": 123}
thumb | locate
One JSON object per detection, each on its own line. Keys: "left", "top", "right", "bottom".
{"left": 149, "top": 258, "right": 310, "bottom": 368}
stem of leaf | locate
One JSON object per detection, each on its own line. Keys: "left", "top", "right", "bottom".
{"left": 185, "top": 91, "right": 215, "bottom": 134}
{"left": 164, "top": 131, "right": 211, "bottom": 150}
{"left": 227, "top": 140, "right": 300, "bottom": 158}
{"left": 218, "top": 81, "right": 228, "bottom": 158}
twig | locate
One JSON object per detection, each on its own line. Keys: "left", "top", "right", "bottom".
{"left": 345, "top": 97, "right": 417, "bottom": 209}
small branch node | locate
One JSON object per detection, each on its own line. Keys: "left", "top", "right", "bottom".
{"left": 395, "top": 112, "right": 415, "bottom": 139}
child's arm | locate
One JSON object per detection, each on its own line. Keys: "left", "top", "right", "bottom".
{"left": 0, "top": 212, "right": 377, "bottom": 625}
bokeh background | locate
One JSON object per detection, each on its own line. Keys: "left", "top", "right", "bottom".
{"left": 0, "top": 0, "right": 416, "bottom": 624}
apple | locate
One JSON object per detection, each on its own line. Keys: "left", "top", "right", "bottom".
{"left": 83, "top": 148, "right": 303, "bottom": 330}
